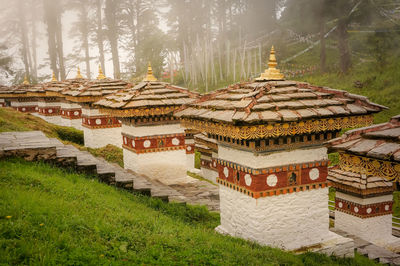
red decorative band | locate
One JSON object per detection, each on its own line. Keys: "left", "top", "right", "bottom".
{"left": 15, "top": 106, "right": 37, "bottom": 113}
{"left": 216, "top": 159, "right": 328, "bottom": 198}
{"left": 217, "top": 179, "right": 329, "bottom": 199}
{"left": 335, "top": 198, "right": 393, "bottom": 218}
{"left": 185, "top": 144, "right": 195, "bottom": 154}
{"left": 122, "top": 133, "right": 185, "bottom": 154}
{"left": 61, "top": 108, "right": 82, "bottom": 120}
{"left": 201, "top": 159, "right": 218, "bottom": 171}
{"left": 38, "top": 106, "right": 60, "bottom": 116}
{"left": 82, "top": 115, "right": 121, "bottom": 129}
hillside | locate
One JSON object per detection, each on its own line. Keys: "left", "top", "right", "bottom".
{"left": 0, "top": 158, "right": 377, "bottom": 265}
{"left": 296, "top": 57, "right": 400, "bottom": 124}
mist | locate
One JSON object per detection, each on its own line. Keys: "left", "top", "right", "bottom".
{"left": 0, "top": 0, "right": 399, "bottom": 91}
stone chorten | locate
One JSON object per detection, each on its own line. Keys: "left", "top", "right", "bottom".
{"left": 0, "top": 81, "right": 35, "bottom": 112}
{"left": 94, "top": 63, "right": 199, "bottom": 181}
{"left": 61, "top": 66, "right": 131, "bottom": 148}
{"left": 327, "top": 115, "right": 400, "bottom": 251}
{"left": 175, "top": 46, "right": 386, "bottom": 255}
{"left": 28, "top": 74, "right": 72, "bottom": 125}
{"left": 45, "top": 67, "right": 89, "bottom": 130}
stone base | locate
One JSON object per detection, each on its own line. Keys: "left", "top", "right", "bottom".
{"left": 83, "top": 127, "right": 122, "bottom": 148}
{"left": 186, "top": 153, "right": 195, "bottom": 169}
{"left": 124, "top": 148, "right": 187, "bottom": 184}
{"left": 335, "top": 211, "right": 400, "bottom": 251}
{"left": 201, "top": 167, "right": 218, "bottom": 184}
{"left": 216, "top": 185, "right": 352, "bottom": 252}
{"left": 32, "top": 113, "right": 62, "bottom": 126}
{"left": 60, "top": 118, "right": 83, "bottom": 131}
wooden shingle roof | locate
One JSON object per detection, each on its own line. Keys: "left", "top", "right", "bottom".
{"left": 327, "top": 115, "right": 400, "bottom": 162}
{"left": 175, "top": 80, "right": 386, "bottom": 125}
{"left": 94, "top": 81, "right": 199, "bottom": 117}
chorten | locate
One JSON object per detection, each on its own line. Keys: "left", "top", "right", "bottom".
{"left": 327, "top": 115, "right": 400, "bottom": 251}
{"left": 45, "top": 67, "right": 89, "bottom": 130}
{"left": 175, "top": 46, "right": 386, "bottom": 256}
{"left": 94, "top": 63, "right": 199, "bottom": 180}
{"left": 61, "top": 66, "right": 131, "bottom": 148}
{"left": 0, "top": 80, "right": 35, "bottom": 112}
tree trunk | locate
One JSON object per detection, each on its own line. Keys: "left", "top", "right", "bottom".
{"left": 337, "top": 18, "right": 351, "bottom": 73}
{"left": 81, "top": 2, "right": 91, "bottom": 79}
{"left": 44, "top": 0, "right": 59, "bottom": 79}
{"left": 31, "top": 0, "right": 38, "bottom": 80}
{"left": 97, "top": 0, "right": 106, "bottom": 76}
{"left": 105, "top": 0, "right": 121, "bottom": 79}
{"left": 56, "top": 15, "right": 66, "bottom": 80}
{"left": 18, "top": 0, "right": 30, "bottom": 80}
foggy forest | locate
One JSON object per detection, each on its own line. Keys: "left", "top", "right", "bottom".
{"left": 0, "top": 0, "right": 399, "bottom": 93}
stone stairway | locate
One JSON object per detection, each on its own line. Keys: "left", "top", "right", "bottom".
{"left": 0, "top": 131, "right": 211, "bottom": 209}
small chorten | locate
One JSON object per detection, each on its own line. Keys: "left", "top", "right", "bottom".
{"left": 256, "top": 46, "right": 284, "bottom": 81}
{"left": 97, "top": 65, "right": 106, "bottom": 80}
{"left": 23, "top": 75, "right": 30, "bottom": 85}
{"left": 52, "top": 72, "right": 57, "bottom": 82}
{"left": 75, "top": 67, "right": 83, "bottom": 79}
{"left": 142, "top": 62, "right": 157, "bottom": 82}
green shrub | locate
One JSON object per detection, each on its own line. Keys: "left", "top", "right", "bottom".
{"left": 194, "top": 151, "right": 201, "bottom": 169}
{"left": 54, "top": 126, "right": 84, "bottom": 145}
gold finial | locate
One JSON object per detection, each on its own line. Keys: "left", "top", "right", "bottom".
{"left": 75, "top": 66, "right": 83, "bottom": 79}
{"left": 52, "top": 72, "right": 57, "bottom": 82}
{"left": 256, "top": 46, "right": 285, "bottom": 81}
{"left": 23, "top": 75, "right": 30, "bottom": 85}
{"left": 97, "top": 65, "right": 106, "bottom": 80}
{"left": 142, "top": 62, "right": 157, "bottom": 82}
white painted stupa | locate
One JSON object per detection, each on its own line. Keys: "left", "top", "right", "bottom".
{"left": 175, "top": 46, "right": 386, "bottom": 256}
{"left": 94, "top": 63, "right": 199, "bottom": 180}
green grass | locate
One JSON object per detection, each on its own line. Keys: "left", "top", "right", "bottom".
{"left": 0, "top": 158, "right": 377, "bottom": 265}
{"left": 187, "top": 171, "right": 217, "bottom": 186}
{"left": 0, "top": 107, "right": 123, "bottom": 167}
{"left": 296, "top": 58, "right": 400, "bottom": 124}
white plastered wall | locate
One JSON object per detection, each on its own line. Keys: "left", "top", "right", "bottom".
{"left": 201, "top": 168, "right": 218, "bottom": 184}
{"left": 83, "top": 127, "right": 122, "bottom": 148}
{"left": 218, "top": 144, "right": 328, "bottom": 169}
{"left": 121, "top": 123, "right": 184, "bottom": 137}
{"left": 122, "top": 123, "right": 187, "bottom": 182}
{"left": 335, "top": 192, "right": 400, "bottom": 250}
{"left": 10, "top": 101, "right": 37, "bottom": 107}
{"left": 123, "top": 148, "right": 187, "bottom": 182}
{"left": 216, "top": 186, "right": 353, "bottom": 255}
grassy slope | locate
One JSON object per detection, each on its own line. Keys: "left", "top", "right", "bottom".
{"left": 0, "top": 108, "right": 124, "bottom": 167}
{"left": 0, "top": 158, "right": 376, "bottom": 265}
{"left": 294, "top": 56, "right": 400, "bottom": 124}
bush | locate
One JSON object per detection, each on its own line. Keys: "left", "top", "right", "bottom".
{"left": 54, "top": 126, "right": 84, "bottom": 145}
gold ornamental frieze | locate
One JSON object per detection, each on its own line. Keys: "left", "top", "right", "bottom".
{"left": 181, "top": 115, "right": 373, "bottom": 140}
{"left": 338, "top": 153, "right": 400, "bottom": 182}
{"left": 98, "top": 106, "right": 180, "bottom": 118}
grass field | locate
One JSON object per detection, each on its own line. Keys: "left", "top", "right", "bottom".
{"left": 0, "top": 158, "right": 377, "bottom": 265}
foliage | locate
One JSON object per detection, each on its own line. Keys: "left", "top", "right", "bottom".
{"left": 54, "top": 126, "right": 84, "bottom": 145}
{"left": 0, "top": 158, "right": 377, "bottom": 265}
{"left": 86, "top": 144, "right": 123, "bottom": 168}
{"left": 194, "top": 150, "right": 201, "bottom": 169}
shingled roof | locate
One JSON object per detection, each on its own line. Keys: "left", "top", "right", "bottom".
{"left": 94, "top": 65, "right": 198, "bottom": 117}
{"left": 174, "top": 47, "right": 386, "bottom": 141}
{"left": 327, "top": 115, "right": 400, "bottom": 162}
{"left": 62, "top": 67, "right": 131, "bottom": 103}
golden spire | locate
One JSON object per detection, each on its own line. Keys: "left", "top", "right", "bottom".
{"left": 52, "top": 72, "right": 57, "bottom": 82}
{"left": 256, "top": 46, "right": 285, "bottom": 81}
{"left": 97, "top": 65, "right": 106, "bottom": 80}
{"left": 75, "top": 66, "right": 83, "bottom": 79}
{"left": 23, "top": 75, "right": 30, "bottom": 85}
{"left": 142, "top": 62, "right": 157, "bottom": 82}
